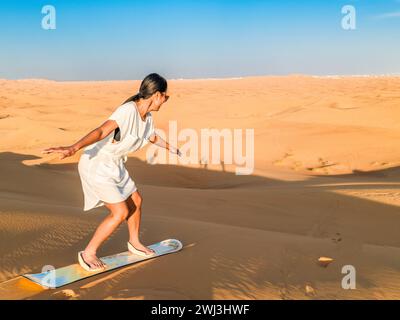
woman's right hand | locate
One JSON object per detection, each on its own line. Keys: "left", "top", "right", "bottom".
{"left": 41, "top": 145, "right": 78, "bottom": 160}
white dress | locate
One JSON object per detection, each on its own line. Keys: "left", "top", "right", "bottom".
{"left": 78, "top": 101, "right": 155, "bottom": 211}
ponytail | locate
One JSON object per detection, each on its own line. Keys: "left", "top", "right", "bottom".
{"left": 123, "top": 92, "right": 142, "bottom": 104}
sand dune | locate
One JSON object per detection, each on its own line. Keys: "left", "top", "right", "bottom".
{"left": 0, "top": 76, "right": 400, "bottom": 299}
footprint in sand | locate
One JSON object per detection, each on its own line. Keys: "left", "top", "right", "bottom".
{"left": 370, "top": 161, "right": 391, "bottom": 167}
{"left": 291, "top": 161, "right": 303, "bottom": 171}
{"left": 331, "top": 232, "right": 342, "bottom": 244}
{"left": 306, "top": 157, "right": 340, "bottom": 174}
{"left": 272, "top": 152, "right": 294, "bottom": 166}
{"left": 273, "top": 152, "right": 307, "bottom": 171}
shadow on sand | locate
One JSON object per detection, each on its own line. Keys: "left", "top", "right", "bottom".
{"left": 0, "top": 151, "right": 399, "bottom": 299}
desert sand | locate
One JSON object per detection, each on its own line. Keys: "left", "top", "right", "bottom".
{"left": 0, "top": 75, "right": 400, "bottom": 299}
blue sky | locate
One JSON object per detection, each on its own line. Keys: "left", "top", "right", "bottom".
{"left": 0, "top": 0, "right": 399, "bottom": 80}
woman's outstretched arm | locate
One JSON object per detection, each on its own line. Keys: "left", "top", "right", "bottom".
{"left": 149, "top": 133, "right": 182, "bottom": 157}
{"left": 41, "top": 120, "right": 119, "bottom": 159}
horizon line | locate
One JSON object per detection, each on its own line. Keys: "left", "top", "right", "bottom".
{"left": 1, "top": 73, "right": 400, "bottom": 83}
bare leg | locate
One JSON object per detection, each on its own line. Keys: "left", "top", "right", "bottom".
{"left": 82, "top": 201, "right": 130, "bottom": 268}
{"left": 126, "top": 190, "right": 155, "bottom": 254}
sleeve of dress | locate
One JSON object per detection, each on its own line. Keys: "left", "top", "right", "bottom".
{"left": 144, "top": 113, "right": 156, "bottom": 142}
{"left": 108, "top": 103, "right": 130, "bottom": 132}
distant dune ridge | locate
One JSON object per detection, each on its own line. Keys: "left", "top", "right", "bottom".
{"left": 0, "top": 76, "right": 400, "bottom": 299}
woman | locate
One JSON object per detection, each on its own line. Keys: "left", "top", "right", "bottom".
{"left": 42, "top": 73, "right": 181, "bottom": 271}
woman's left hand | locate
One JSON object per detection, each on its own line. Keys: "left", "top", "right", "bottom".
{"left": 169, "top": 147, "right": 182, "bottom": 157}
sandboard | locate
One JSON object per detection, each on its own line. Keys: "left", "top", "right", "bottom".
{"left": 22, "top": 239, "right": 183, "bottom": 289}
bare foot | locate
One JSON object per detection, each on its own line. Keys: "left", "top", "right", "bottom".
{"left": 129, "top": 240, "right": 155, "bottom": 255}
{"left": 82, "top": 251, "right": 106, "bottom": 269}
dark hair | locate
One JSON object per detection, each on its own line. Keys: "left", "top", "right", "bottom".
{"left": 124, "top": 73, "right": 168, "bottom": 104}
